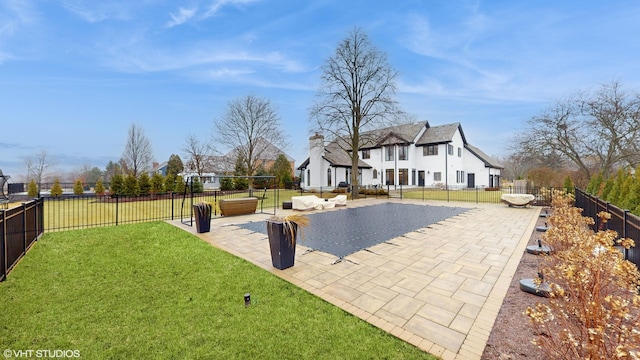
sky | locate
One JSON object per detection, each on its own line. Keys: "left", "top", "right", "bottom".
{"left": 2, "top": 0, "right": 640, "bottom": 181}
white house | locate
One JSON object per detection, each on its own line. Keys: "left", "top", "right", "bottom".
{"left": 298, "top": 121, "right": 502, "bottom": 190}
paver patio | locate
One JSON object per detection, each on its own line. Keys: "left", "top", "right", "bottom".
{"left": 170, "top": 198, "right": 540, "bottom": 360}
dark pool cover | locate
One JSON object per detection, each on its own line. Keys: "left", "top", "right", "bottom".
{"left": 238, "top": 202, "right": 470, "bottom": 258}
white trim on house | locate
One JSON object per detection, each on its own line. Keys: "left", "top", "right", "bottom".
{"left": 298, "top": 121, "right": 502, "bottom": 190}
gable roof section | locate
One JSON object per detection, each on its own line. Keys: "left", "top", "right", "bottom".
{"left": 415, "top": 122, "right": 466, "bottom": 146}
{"left": 324, "top": 143, "right": 372, "bottom": 168}
{"left": 297, "top": 143, "right": 373, "bottom": 170}
{"left": 359, "top": 121, "right": 428, "bottom": 149}
{"left": 465, "top": 143, "right": 503, "bottom": 169}
{"left": 152, "top": 161, "right": 168, "bottom": 171}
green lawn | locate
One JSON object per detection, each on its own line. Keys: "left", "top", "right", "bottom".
{"left": 401, "top": 188, "right": 504, "bottom": 203}
{"left": 0, "top": 222, "right": 436, "bottom": 359}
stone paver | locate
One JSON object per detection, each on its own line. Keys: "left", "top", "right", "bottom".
{"left": 170, "top": 198, "right": 539, "bottom": 360}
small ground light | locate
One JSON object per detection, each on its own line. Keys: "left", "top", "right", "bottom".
{"left": 244, "top": 293, "right": 251, "bottom": 306}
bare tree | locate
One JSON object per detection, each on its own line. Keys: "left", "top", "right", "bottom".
{"left": 214, "top": 94, "right": 285, "bottom": 177}
{"left": 182, "top": 133, "right": 214, "bottom": 176}
{"left": 121, "top": 123, "right": 154, "bottom": 177}
{"left": 24, "top": 150, "right": 55, "bottom": 186}
{"left": 310, "top": 27, "right": 403, "bottom": 197}
{"left": 497, "top": 152, "right": 534, "bottom": 181}
{"left": 514, "top": 81, "right": 640, "bottom": 180}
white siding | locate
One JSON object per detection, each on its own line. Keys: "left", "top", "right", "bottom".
{"left": 301, "top": 124, "right": 500, "bottom": 189}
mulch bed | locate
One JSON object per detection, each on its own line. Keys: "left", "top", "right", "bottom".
{"left": 481, "top": 209, "right": 551, "bottom": 360}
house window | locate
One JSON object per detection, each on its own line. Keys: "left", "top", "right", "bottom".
{"left": 373, "top": 169, "right": 378, "bottom": 179}
{"left": 423, "top": 145, "right": 438, "bottom": 156}
{"left": 412, "top": 169, "right": 416, "bottom": 185}
{"left": 385, "top": 169, "right": 394, "bottom": 185}
{"left": 434, "top": 172, "right": 442, "bottom": 182}
{"left": 398, "top": 145, "right": 408, "bottom": 160}
{"left": 448, "top": 144, "right": 454, "bottom": 155}
{"left": 362, "top": 149, "right": 370, "bottom": 159}
{"left": 385, "top": 146, "right": 394, "bottom": 161}
{"left": 306, "top": 169, "right": 310, "bottom": 186}
{"left": 399, "top": 168, "right": 408, "bottom": 185}
{"left": 456, "top": 170, "right": 465, "bottom": 183}
{"left": 458, "top": 147, "right": 462, "bottom": 157}
{"left": 327, "top": 168, "right": 332, "bottom": 187}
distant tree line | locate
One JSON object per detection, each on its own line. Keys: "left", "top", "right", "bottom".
{"left": 585, "top": 166, "right": 640, "bottom": 215}
{"left": 506, "top": 80, "right": 640, "bottom": 189}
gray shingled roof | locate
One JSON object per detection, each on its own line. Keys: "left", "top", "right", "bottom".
{"left": 415, "top": 122, "right": 465, "bottom": 145}
{"left": 323, "top": 143, "right": 372, "bottom": 168}
{"left": 361, "top": 121, "right": 428, "bottom": 148}
{"left": 297, "top": 141, "right": 373, "bottom": 170}
{"left": 465, "top": 143, "right": 503, "bottom": 169}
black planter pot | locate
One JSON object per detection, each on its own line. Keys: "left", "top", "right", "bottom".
{"left": 267, "top": 220, "right": 297, "bottom": 270}
{"left": 193, "top": 204, "right": 211, "bottom": 233}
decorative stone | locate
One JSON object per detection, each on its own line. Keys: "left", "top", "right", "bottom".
{"left": 519, "top": 278, "right": 551, "bottom": 297}
{"left": 526, "top": 239, "right": 552, "bottom": 255}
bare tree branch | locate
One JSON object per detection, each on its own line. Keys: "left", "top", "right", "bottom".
{"left": 182, "top": 133, "right": 214, "bottom": 176}
{"left": 514, "top": 80, "right": 640, "bottom": 180}
{"left": 214, "top": 94, "right": 285, "bottom": 177}
{"left": 24, "top": 150, "right": 56, "bottom": 185}
{"left": 121, "top": 123, "right": 154, "bottom": 177}
{"left": 310, "top": 27, "right": 403, "bottom": 197}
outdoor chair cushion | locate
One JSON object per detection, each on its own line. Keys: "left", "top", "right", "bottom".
{"left": 291, "top": 195, "right": 336, "bottom": 210}
{"left": 328, "top": 194, "right": 347, "bottom": 206}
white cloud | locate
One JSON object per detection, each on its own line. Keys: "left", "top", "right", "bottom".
{"left": 101, "top": 38, "right": 308, "bottom": 76}
{"left": 207, "top": 67, "right": 254, "bottom": 78}
{"left": 202, "top": 0, "right": 259, "bottom": 19}
{"left": 164, "top": 0, "right": 259, "bottom": 28}
{"left": 0, "top": 51, "right": 16, "bottom": 64}
{"left": 166, "top": 7, "right": 198, "bottom": 28}
{"left": 0, "top": 0, "right": 38, "bottom": 63}
{"left": 61, "top": 1, "right": 132, "bottom": 22}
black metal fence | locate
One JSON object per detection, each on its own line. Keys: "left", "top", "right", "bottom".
{"left": 301, "top": 184, "right": 558, "bottom": 206}
{"left": 575, "top": 188, "right": 640, "bottom": 270}
{"left": 1, "top": 198, "right": 44, "bottom": 281}
{"left": 40, "top": 188, "right": 280, "bottom": 232}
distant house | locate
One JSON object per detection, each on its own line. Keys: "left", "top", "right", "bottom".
{"left": 214, "top": 137, "right": 295, "bottom": 175}
{"left": 179, "top": 138, "right": 295, "bottom": 189}
{"left": 150, "top": 161, "right": 169, "bottom": 176}
{"left": 297, "top": 121, "right": 502, "bottom": 189}
{"left": 180, "top": 171, "right": 220, "bottom": 190}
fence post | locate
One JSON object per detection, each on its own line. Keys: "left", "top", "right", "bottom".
{"left": 115, "top": 195, "right": 119, "bottom": 226}
{"left": 22, "top": 202, "right": 27, "bottom": 255}
{"left": 35, "top": 198, "right": 40, "bottom": 240}
{"left": 1, "top": 209, "right": 5, "bottom": 281}
{"left": 623, "top": 210, "right": 629, "bottom": 261}
{"left": 171, "top": 192, "right": 174, "bottom": 221}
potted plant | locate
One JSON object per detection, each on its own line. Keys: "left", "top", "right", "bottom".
{"left": 266, "top": 214, "right": 309, "bottom": 270}
{"left": 193, "top": 202, "right": 212, "bottom": 233}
